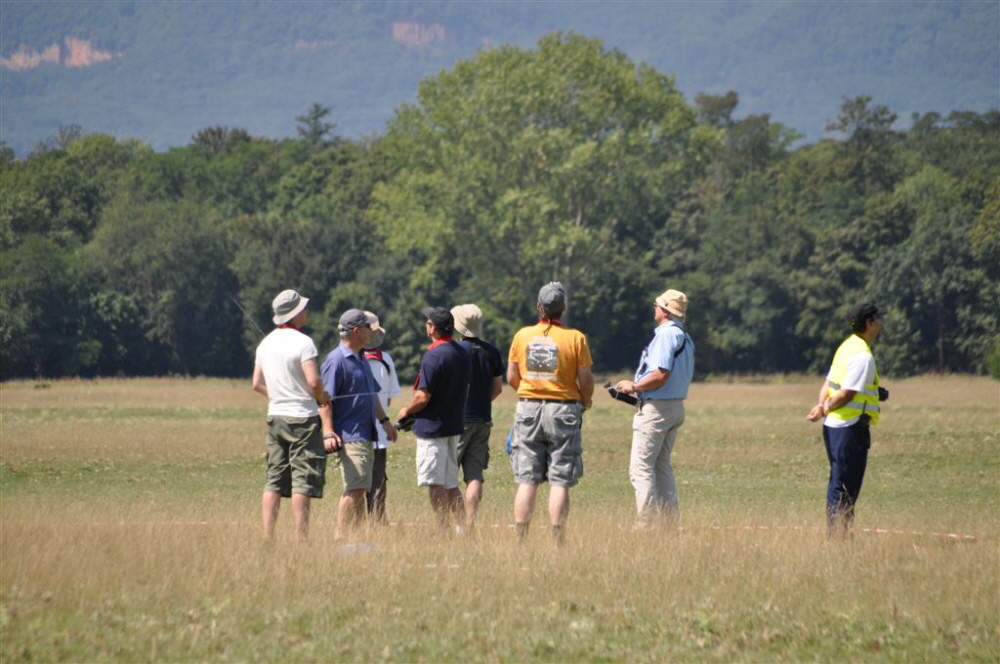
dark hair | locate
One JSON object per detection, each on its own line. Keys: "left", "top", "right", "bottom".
{"left": 850, "top": 303, "right": 883, "bottom": 334}
{"left": 421, "top": 306, "right": 454, "bottom": 336}
{"left": 538, "top": 302, "right": 565, "bottom": 320}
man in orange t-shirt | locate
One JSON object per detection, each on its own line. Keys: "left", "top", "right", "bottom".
{"left": 507, "top": 282, "right": 594, "bottom": 544}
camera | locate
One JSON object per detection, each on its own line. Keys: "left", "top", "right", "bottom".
{"left": 605, "top": 382, "right": 638, "bottom": 406}
{"left": 395, "top": 414, "right": 415, "bottom": 432}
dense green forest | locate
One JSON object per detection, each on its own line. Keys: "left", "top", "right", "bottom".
{"left": 2, "top": 34, "right": 998, "bottom": 381}
{"left": 3, "top": 1, "right": 996, "bottom": 154}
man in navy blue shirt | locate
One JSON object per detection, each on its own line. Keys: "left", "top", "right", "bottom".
{"left": 450, "top": 303, "right": 503, "bottom": 529}
{"left": 321, "top": 309, "right": 397, "bottom": 539}
{"left": 397, "top": 307, "right": 471, "bottom": 531}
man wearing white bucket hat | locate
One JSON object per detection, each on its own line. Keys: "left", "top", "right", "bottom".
{"left": 615, "top": 288, "right": 695, "bottom": 527}
{"left": 252, "top": 289, "right": 332, "bottom": 543}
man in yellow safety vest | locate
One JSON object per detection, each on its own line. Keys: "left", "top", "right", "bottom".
{"left": 806, "top": 303, "right": 887, "bottom": 534}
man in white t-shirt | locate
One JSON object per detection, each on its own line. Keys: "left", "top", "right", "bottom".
{"left": 806, "top": 303, "right": 886, "bottom": 534}
{"left": 252, "top": 289, "right": 331, "bottom": 543}
{"left": 362, "top": 312, "right": 401, "bottom": 523}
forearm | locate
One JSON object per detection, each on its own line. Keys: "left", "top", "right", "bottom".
{"left": 507, "top": 364, "right": 521, "bottom": 390}
{"left": 319, "top": 403, "right": 334, "bottom": 434}
{"left": 816, "top": 380, "right": 830, "bottom": 406}
{"left": 577, "top": 367, "right": 594, "bottom": 408}
{"left": 401, "top": 390, "right": 431, "bottom": 416}
{"left": 824, "top": 388, "right": 857, "bottom": 414}
{"left": 252, "top": 365, "right": 268, "bottom": 397}
{"left": 635, "top": 369, "right": 670, "bottom": 392}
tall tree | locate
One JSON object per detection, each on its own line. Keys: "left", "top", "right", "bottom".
{"left": 370, "top": 32, "right": 715, "bottom": 368}
{"left": 295, "top": 103, "right": 335, "bottom": 149}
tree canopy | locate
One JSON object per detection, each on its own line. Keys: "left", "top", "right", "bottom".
{"left": 2, "top": 33, "right": 998, "bottom": 381}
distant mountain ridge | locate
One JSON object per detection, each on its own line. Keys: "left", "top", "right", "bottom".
{"left": 2, "top": 1, "right": 997, "bottom": 154}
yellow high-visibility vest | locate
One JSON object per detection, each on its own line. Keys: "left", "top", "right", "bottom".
{"left": 826, "top": 334, "right": 880, "bottom": 425}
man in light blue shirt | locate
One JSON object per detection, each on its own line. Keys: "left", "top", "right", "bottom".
{"left": 614, "top": 289, "right": 695, "bottom": 526}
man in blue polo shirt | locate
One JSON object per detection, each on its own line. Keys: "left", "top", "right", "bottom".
{"left": 321, "top": 309, "right": 397, "bottom": 539}
{"left": 614, "top": 289, "right": 695, "bottom": 527}
{"left": 397, "top": 307, "right": 471, "bottom": 531}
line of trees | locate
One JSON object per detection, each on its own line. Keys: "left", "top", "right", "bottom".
{"left": 2, "top": 33, "right": 998, "bottom": 381}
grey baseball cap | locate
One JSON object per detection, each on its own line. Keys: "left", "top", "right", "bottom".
{"left": 339, "top": 308, "right": 377, "bottom": 333}
{"left": 537, "top": 282, "right": 566, "bottom": 314}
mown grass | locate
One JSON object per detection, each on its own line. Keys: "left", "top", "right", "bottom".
{"left": 1, "top": 376, "right": 997, "bottom": 661}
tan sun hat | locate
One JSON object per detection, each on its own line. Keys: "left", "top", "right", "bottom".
{"left": 654, "top": 289, "right": 688, "bottom": 318}
{"left": 364, "top": 311, "right": 386, "bottom": 348}
{"left": 451, "top": 303, "right": 483, "bottom": 339}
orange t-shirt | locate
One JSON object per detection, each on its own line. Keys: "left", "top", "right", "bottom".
{"left": 508, "top": 321, "right": 593, "bottom": 401}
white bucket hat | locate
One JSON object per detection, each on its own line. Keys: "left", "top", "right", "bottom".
{"left": 271, "top": 289, "right": 309, "bottom": 325}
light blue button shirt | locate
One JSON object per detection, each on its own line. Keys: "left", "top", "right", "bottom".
{"left": 634, "top": 320, "right": 694, "bottom": 400}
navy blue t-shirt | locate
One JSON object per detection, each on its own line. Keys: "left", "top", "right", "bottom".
{"left": 459, "top": 338, "right": 504, "bottom": 422}
{"left": 413, "top": 339, "right": 471, "bottom": 438}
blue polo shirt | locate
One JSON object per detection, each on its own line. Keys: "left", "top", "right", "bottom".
{"left": 635, "top": 320, "right": 695, "bottom": 400}
{"left": 320, "top": 343, "right": 381, "bottom": 442}
{"left": 459, "top": 338, "right": 504, "bottom": 423}
{"left": 414, "top": 339, "right": 471, "bottom": 438}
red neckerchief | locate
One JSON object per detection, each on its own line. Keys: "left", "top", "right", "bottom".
{"left": 428, "top": 336, "right": 454, "bottom": 350}
{"left": 413, "top": 337, "right": 454, "bottom": 389}
{"left": 277, "top": 324, "right": 298, "bottom": 330}
{"left": 363, "top": 348, "right": 383, "bottom": 361}
{"left": 538, "top": 319, "right": 564, "bottom": 326}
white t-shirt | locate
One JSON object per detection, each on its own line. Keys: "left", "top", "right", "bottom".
{"left": 367, "top": 351, "right": 401, "bottom": 449}
{"left": 823, "top": 351, "right": 876, "bottom": 428}
{"left": 255, "top": 327, "right": 319, "bottom": 418}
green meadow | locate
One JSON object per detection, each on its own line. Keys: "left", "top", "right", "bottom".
{"left": 1, "top": 377, "right": 997, "bottom": 661}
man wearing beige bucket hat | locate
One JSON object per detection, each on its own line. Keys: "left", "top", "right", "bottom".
{"left": 252, "top": 289, "right": 332, "bottom": 543}
{"left": 614, "top": 288, "right": 695, "bottom": 527}
{"left": 450, "top": 303, "right": 504, "bottom": 529}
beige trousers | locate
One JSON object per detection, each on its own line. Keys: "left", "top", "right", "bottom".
{"left": 629, "top": 399, "right": 685, "bottom": 521}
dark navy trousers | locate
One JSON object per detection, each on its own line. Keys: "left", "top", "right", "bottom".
{"left": 822, "top": 421, "right": 871, "bottom": 529}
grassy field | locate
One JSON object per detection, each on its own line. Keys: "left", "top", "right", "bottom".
{"left": 1, "top": 376, "right": 997, "bottom": 661}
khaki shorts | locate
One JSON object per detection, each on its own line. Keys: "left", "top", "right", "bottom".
{"left": 415, "top": 435, "right": 460, "bottom": 489}
{"left": 265, "top": 415, "right": 326, "bottom": 498}
{"left": 510, "top": 400, "right": 583, "bottom": 488}
{"left": 335, "top": 440, "right": 374, "bottom": 493}
{"left": 457, "top": 421, "right": 492, "bottom": 483}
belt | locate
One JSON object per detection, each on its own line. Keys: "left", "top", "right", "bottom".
{"left": 519, "top": 398, "right": 578, "bottom": 404}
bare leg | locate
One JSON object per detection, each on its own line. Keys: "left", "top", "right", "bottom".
{"left": 464, "top": 479, "right": 483, "bottom": 527}
{"left": 429, "top": 485, "right": 455, "bottom": 528}
{"left": 548, "top": 485, "right": 570, "bottom": 527}
{"left": 262, "top": 491, "right": 281, "bottom": 540}
{"left": 336, "top": 490, "right": 366, "bottom": 539}
{"left": 291, "top": 493, "right": 310, "bottom": 543}
{"left": 514, "top": 483, "right": 538, "bottom": 541}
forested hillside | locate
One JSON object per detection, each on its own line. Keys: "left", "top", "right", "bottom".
{"left": 2, "top": 1, "right": 997, "bottom": 154}
{"left": 2, "top": 34, "right": 998, "bottom": 380}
